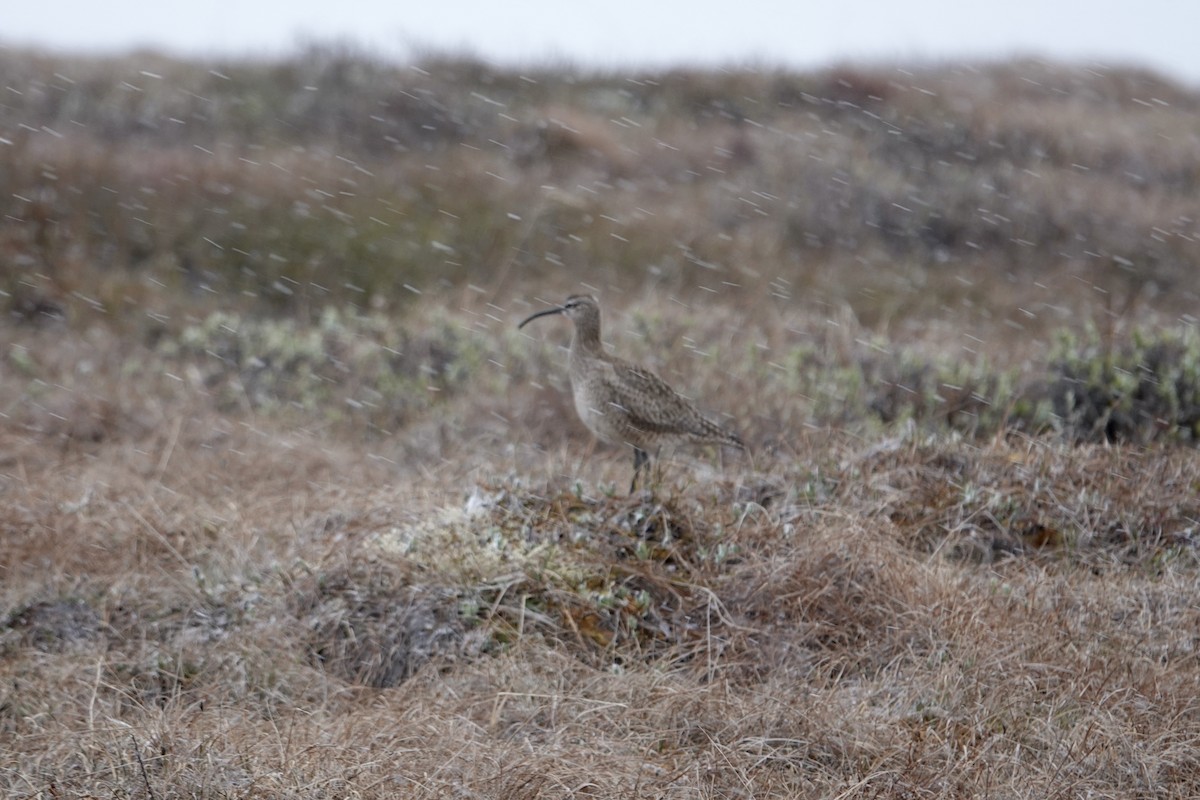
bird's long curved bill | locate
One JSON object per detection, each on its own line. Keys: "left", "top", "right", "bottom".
{"left": 518, "top": 306, "right": 565, "bottom": 329}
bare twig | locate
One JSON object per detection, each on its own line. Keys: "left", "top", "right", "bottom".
{"left": 130, "top": 734, "right": 157, "bottom": 800}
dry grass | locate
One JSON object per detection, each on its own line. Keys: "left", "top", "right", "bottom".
{"left": 4, "top": 48, "right": 1200, "bottom": 798}
{"left": 5, "top": 49, "right": 1200, "bottom": 335}
{"left": 3, "top": 318, "right": 1200, "bottom": 798}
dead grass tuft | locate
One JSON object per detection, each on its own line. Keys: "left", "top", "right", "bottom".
{"left": 2, "top": 599, "right": 103, "bottom": 654}
{"left": 730, "top": 519, "right": 929, "bottom": 678}
{"left": 290, "top": 557, "right": 479, "bottom": 688}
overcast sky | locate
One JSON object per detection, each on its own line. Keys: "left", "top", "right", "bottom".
{"left": 6, "top": 1, "right": 1199, "bottom": 85}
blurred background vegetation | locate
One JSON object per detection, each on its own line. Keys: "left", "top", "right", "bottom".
{"left": 4, "top": 44, "right": 1200, "bottom": 443}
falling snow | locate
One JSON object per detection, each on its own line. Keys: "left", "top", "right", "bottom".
{"left": 3, "top": 44, "right": 1200, "bottom": 798}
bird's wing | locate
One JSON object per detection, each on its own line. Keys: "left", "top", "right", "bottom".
{"left": 602, "top": 359, "right": 709, "bottom": 436}
{"left": 604, "top": 359, "right": 746, "bottom": 448}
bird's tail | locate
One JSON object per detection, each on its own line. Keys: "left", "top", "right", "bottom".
{"left": 695, "top": 416, "right": 747, "bottom": 451}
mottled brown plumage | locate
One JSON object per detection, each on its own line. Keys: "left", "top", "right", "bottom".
{"left": 519, "top": 294, "right": 745, "bottom": 492}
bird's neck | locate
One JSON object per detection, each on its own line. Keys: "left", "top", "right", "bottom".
{"left": 570, "top": 320, "right": 605, "bottom": 359}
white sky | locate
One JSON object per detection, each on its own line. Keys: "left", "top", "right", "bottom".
{"left": 5, "top": 1, "right": 1199, "bottom": 86}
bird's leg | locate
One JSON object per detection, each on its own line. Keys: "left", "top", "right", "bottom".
{"left": 630, "top": 447, "right": 649, "bottom": 495}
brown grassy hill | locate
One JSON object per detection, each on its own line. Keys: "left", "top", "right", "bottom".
{"left": 3, "top": 47, "right": 1198, "bottom": 328}
{"left": 2, "top": 47, "right": 1200, "bottom": 798}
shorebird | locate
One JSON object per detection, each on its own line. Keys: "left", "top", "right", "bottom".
{"left": 519, "top": 294, "right": 745, "bottom": 493}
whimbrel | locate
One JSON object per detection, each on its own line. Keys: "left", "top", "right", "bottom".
{"left": 519, "top": 294, "right": 745, "bottom": 493}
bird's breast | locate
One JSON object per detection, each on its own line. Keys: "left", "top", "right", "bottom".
{"left": 569, "top": 365, "right": 626, "bottom": 444}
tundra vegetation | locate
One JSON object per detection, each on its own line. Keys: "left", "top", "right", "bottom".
{"left": 3, "top": 45, "right": 1200, "bottom": 797}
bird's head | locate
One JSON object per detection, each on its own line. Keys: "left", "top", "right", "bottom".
{"left": 518, "top": 294, "right": 600, "bottom": 329}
